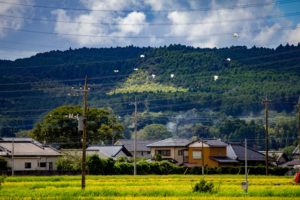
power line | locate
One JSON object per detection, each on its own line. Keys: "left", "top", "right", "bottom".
{"left": 1, "top": 11, "right": 300, "bottom": 26}
{"left": 0, "top": 0, "right": 298, "bottom": 13}
{"left": 0, "top": 24, "right": 299, "bottom": 39}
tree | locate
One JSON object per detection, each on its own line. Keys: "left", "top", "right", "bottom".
{"left": 138, "top": 124, "right": 172, "bottom": 140}
{"left": 30, "top": 105, "right": 124, "bottom": 148}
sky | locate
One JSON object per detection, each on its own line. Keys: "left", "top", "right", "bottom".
{"left": 0, "top": 0, "right": 300, "bottom": 60}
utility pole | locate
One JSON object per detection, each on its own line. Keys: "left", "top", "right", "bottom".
{"left": 263, "top": 97, "right": 271, "bottom": 176}
{"left": 11, "top": 138, "right": 14, "bottom": 176}
{"left": 81, "top": 76, "right": 88, "bottom": 190}
{"left": 297, "top": 97, "right": 300, "bottom": 161}
{"left": 245, "top": 139, "right": 248, "bottom": 193}
{"left": 133, "top": 96, "right": 137, "bottom": 176}
{"left": 201, "top": 138, "right": 204, "bottom": 175}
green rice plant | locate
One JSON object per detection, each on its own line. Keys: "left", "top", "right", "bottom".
{"left": 193, "top": 179, "right": 214, "bottom": 193}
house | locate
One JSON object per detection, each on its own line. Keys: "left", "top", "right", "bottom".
{"left": 187, "top": 139, "right": 238, "bottom": 168}
{"left": 259, "top": 151, "right": 288, "bottom": 166}
{"left": 147, "top": 138, "right": 190, "bottom": 164}
{"left": 114, "top": 139, "right": 158, "bottom": 159}
{"left": 86, "top": 145, "right": 132, "bottom": 160}
{"left": 227, "top": 143, "right": 265, "bottom": 166}
{"left": 280, "top": 159, "right": 300, "bottom": 168}
{"left": 292, "top": 145, "right": 299, "bottom": 159}
{"left": 0, "top": 137, "right": 60, "bottom": 171}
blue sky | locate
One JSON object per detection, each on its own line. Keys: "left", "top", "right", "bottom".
{"left": 0, "top": 0, "right": 299, "bottom": 60}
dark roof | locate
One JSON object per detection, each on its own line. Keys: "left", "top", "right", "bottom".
{"left": 87, "top": 145, "right": 132, "bottom": 157}
{"left": 147, "top": 138, "right": 190, "bottom": 147}
{"left": 228, "top": 144, "right": 265, "bottom": 161}
{"left": 281, "top": 159, "right": 300, "bottom": 167}
{"left": 115, "top": 139, "right": 158, "bottom": 152}
{"left": 204, "top": 140, "right": 227, "bottom": 147}
{"left": 210, "top": 156, "right": 239, "bottom": 163}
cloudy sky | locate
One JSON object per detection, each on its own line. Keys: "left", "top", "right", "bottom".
{"left": 0, "top": 0, "right": 300, "bottom": 60}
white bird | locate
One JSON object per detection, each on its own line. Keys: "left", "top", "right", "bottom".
{"left": 226, "top": 58, "right": 231, "bottom": 62}
{"left": 114, "top": 69, "right": 119, "bottom": 73}
{"left": 214, "top": 75, "right": 219, "bottom": 81}
{"left": 134, "top": 68, "right": 139, "bottom": 71}
{"left": 170, "top": 74, "right": 175, "bottom": 78}
{"left": 140, "top": 54, "right": 145, "bottom": 58}
{"left": 233, "top": 32, "right": 239, "bottom": 38}
{"left": 151, "top": 74, "right": 156, "bottom": 79}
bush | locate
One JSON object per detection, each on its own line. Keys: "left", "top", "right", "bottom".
{"left": 87, "top": 155, "right": 106, "bottom": 175}
{"left": 113, "top": 162, "right": 133, "bottom": 174}
{"left": 56, "top": 154, "right": 81, "bottom": 172}
{"left": 0, "top": 157, "right": 7, "bottom": 171}
{"left": 193, "top": 179, "right": 214, "bottom": 193}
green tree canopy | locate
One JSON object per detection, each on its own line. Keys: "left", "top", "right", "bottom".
{"left": 30, "top": 105, "right": 124, "bottom": 148}
{"left": 137, "top": 124, "right": 172, "bottom": 140}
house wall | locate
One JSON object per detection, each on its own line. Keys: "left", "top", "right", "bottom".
{"left": 150, "top": 147, "right": 187, "bottom": 163}
{"left": 5, "top": 157, "right": 58, "bottom": 171}
{"left": 188, "top": 147, "right": 226, "bottom": 167}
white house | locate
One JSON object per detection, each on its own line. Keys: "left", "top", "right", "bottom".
{"left": 86, "top": 145, "right": 132, "bottom": 160}
{"left": 0, "top": 138, "right": 60, "bottom": 171}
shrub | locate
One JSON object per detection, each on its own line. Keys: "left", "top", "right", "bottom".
{"left": 0, "top": 157, "right": 7, "bottom": 171}
{"left": 113, "top": 162, "right": 133, "bottom": 174}
{"left": 87, "top": 155, "right": 106, "bottom": 175}
{"left": 104, "top": 158, "right": 115, "bottom": 175}
{"left": 193, "top": 179, "right": 214, "bottom": 193}
{"left": 56, "top": 154, "right": 81, "bottom": 172}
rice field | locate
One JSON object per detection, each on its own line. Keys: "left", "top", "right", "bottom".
{"left": 0, "top": 175, "right": 299, "bottom": 199}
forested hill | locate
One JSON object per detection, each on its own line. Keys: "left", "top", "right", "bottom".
{"left": 0, "top": 44, "right": 300, "bottom": 136}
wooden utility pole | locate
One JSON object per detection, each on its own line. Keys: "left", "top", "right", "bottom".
{"left": 263, "top": 97, "right": 271, "bottom": 175}
{"left": 297, "top": 97, "right": 300, "bottom": 161}
{"left": 81, "top": 76, "right": 88, "bottom": 190}
{"left": 245, "top": 139, "right": 248, "bottom": 192}
{"left": 201, "top": 138, "right": 205, "bottom": 175}
{"left": 12, "top": 138, "right": 14, "bottom": 176}
{"left": 133, "top": 97, "right": 137, "bottom": 176}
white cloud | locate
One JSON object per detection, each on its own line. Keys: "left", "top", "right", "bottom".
{"left": 51, "top": 0, "right": 300, "bottom": 48}
{"left": 117, "top": 12, "right": 146, "bottom": 35}
{"left": 0, "top": 0, "right": 32, "bottom": 38}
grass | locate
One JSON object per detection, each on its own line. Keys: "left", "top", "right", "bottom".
{"left": 0, "top": 175, "right": 299, "bottom": 199}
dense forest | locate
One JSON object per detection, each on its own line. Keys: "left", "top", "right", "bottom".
{"left": 0, "top": 44, "right": 299, "bottom": 151}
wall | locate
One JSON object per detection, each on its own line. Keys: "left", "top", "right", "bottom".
{"left": 188, "top": 147, "right": 226, "bottom": 168}
{"left": 5, "top": 156, "right": 58, "bottom": 171}
{"left": 150, "top": 147, "right": 187, "bottom": 163}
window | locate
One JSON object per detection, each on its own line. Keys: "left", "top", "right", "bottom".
{"left": 39, "top": 162, "right": 47, "bottom": 168}
{"left": 178, "top": 150, "right": 183, "bottom": 156}
{"left": 25, "top": 162, "right": 31, "bottom": 169}
{"left": 192, "top": 151, "right": 202, "bottom": 159}
{"left": 156, "top": 150, "right": 171, "bottom": 156}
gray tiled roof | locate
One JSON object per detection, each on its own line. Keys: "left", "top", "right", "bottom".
{"left": 0, "top": 137, "right": 60, "bottom": 156}
{"left": 87, "top": 145, "right": 132, "bottom": 157}
{"left": 210, "top": 156, "right": 239, "bottom": 163}
{"left": 115, "top": 139, "right": 158, "bottom": 151}
{"left": 229, "top": 144, "right": 265, "bottom": 161}
{"left": 204, "top": 140, "right": 227, "bottom": 147}
{"left": 147, "top": 138, "right": 190, "bottom": 147}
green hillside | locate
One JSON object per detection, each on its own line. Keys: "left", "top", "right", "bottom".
{"left": 0, "top": 44, "right": 300, "bottom": 142}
